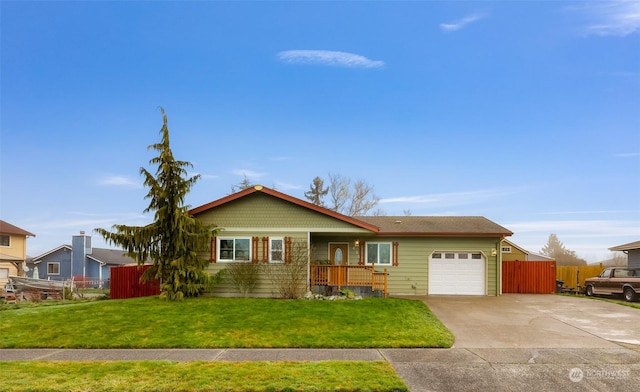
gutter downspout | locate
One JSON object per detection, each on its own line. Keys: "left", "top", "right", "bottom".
{"left": 498, "top": 236, "right": 504, "bottom": 296}
{"left": 306, "top": 232, "right": 311, "bottom": 294}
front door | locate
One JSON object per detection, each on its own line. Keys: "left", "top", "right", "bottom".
{"left": 329, "top": 243, "right": 349, "bottom": 265}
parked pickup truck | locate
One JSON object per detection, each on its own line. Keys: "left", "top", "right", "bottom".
{"left": 584, "top": 267, "right": 640, "bottom": 302}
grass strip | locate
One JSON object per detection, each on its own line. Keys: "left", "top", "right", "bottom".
{"left": 0, "top": 297, "right": 453, "bottom": 348}
{"left": 0, "top": 360, "right": 408, "bottom": 392}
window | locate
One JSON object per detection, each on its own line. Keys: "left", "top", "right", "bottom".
{"left": 472, "top": 253, "right": 482, "bottom": 259}
{"left": 366, "top": 243, "right": 392, "bottom": 265}
{"left": 218, "top": 238, "right": 251, "bottom": 262}
{"left": 0, "top": 268, "right": 8, "bottom": 279}
{"left": 458, "top": 253, "right": 468, "bottom": 259}
{"left": 47, "top": 263, "right": 60, "bottom": 275}
{"left": 445, "top": 253, "right": 455, "bottom": 259}
{"left": 270, "top": 238, "right": 284, "bottom": 263}
{"left": 501, "top": 246, "right": 512, "bottom": 253}
{"left": 432, "top": 253, "right": 442, "bottom": 259}
{"left": 0, "top": 234, "right": 9, "bottom": 247}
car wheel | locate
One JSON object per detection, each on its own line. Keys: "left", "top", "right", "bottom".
{"left": 623, "top": 288, "right": 637, "bottom": 302}
{"left": 586, "top": 285, "right": 594, "bottom": 297}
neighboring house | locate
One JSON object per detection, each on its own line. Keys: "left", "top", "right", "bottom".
{"left": 0, "top": 220, "right": 35, "bottom": 286}
{"left": 609, "top": 240, "right": 640, "bottom": 269}
{"left": 501, "top": 239, "right": 554, "bottom": 262}
{"left": 28, "top": 231, "right": 136, "bottom": 286}
{"left": 189, "top": 185, "right": 513, "bottom": 297}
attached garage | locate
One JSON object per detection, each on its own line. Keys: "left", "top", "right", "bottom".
{"left": 428, "top": 252, "right": 485, "bottom": 295}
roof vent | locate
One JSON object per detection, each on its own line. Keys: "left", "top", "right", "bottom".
{"left": 394, "top": 220, "right": 402, "bottom": 224}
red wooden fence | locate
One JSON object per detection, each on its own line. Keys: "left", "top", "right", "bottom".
{"left": 502, "top": 260, "right": 556, "bottom": 294}
{"left": 110, "top": 265, "right": 160, "bottom": 299}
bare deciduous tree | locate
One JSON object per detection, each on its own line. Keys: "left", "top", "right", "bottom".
{"left": 310, "top": 173, "right": 380, "bottom": 216}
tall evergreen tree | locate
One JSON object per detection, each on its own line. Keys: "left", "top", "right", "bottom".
{"left": 304, "top": 176, "right": 329, "bottom": 207}
{"left": 540, "top": 234, "right": 587, "bottom": 266}
{"left": 96, "top": 108, "right": 215, "bottom": 300}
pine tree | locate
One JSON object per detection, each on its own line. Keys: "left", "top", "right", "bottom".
{"left": 304, "top": 176, "right": 329, "bottom": 207}
{"left": 540, "top": 234, "right": 587, "bottom": 266}
{"left": 96, "top": 108, "right": 215, "bottom": 300}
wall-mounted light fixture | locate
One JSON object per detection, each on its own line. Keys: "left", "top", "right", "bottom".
{"left": 354, "top": 240, "right": 360, "bottom": 247}
{"left": 491, "top": 248, "right": 497, "bottom": 256}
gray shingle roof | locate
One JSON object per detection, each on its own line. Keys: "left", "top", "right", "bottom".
{"left": 88, "top": 248, "right": 138, "bottom": 266}
{"left": 609, "top": 240, "right": 640, "bottom": 252}
{"left": 355, "top": 216, "right": 512, "bottom": 236}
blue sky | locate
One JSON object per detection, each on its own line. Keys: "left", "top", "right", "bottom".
{"left": 1, "top": 1, "right": 639, "bottom": 262}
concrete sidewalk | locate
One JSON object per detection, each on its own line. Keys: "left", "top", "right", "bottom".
{"left": 0, "top": 348, "right": 383, "bottom": 362}
{"left": 3, "top": 347, "right": 640, "bottom": 364}
{"left": 3, "top": 347, "right": 640, "bottom": 391}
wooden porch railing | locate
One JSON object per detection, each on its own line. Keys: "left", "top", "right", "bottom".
{"left": 310, "top": 265, "right": 388, "bottom": 297}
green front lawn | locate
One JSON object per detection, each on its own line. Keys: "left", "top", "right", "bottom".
{"left": 0, "top": 297, "right": 454, "bottom": 348}
{"left": 0, "top": 361, "right": 409, "bottom": 392}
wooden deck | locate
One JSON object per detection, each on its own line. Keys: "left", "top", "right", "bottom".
{"left": 310, "top": 265, "right": 388, "bottom": 297}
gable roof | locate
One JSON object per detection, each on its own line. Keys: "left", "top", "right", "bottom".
{"left": 190, "top": 186, "right": 513, "bottom": 237}
{"left": 356, "top": 216, "right": 513, "bottom": 237}
{"left": 189, "top": 185, "right": 380, "bottom": 232}
{"left": 88, "top": 248, "right": 137, "bottom": 266}
{"left": 31, "top": 245, "right": 72, "bottom": 262}
{"left": 609, "top": 240, "right": 640, "bottom": 252}
{"left": 0, "top": 220, "right": 35, "bottom": 237}
{"left": 502, "top": 239, "right": 553, "bottom": 261}
{"left": 31, "top": 245, "right": 136, "bottom": 266}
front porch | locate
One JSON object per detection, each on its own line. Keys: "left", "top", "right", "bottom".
{"left": 310, "top": 264, "right": 388, "bottom": 297}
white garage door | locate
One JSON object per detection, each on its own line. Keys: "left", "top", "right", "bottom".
{"left": 428, "top": 252, "right": 485, "bottom": 295}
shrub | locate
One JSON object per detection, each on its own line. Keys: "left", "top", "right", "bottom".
{"left": 225, "top": 262, "right": 262, "bottom": 297}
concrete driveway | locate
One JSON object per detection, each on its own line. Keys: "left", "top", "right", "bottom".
{"left": 389, "top": 294, "right": 640, "bottom": 392}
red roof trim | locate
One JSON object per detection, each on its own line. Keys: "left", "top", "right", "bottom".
{"left": 189, "top": 185, "right": 380, "bottom": 233}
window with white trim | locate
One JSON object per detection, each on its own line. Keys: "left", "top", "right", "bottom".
{"left": 0, "top": 234, "right": 9, "bottom": 247}
{"left": 366, "top": 242, "right": 392, "bottom": 265}
{"left": 47, "top": 262, "right": 60, "bottom": 275}
{"left": 218, "top": 238, "right": 251, "bottom": 262}
{"left": 270, "top": 237, "right": 284, "bottom": 263}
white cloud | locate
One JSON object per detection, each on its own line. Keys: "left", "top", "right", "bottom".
{"left": 231, "top": 169, "right": 268, "bottom": 179}
{"left": 505, "top": 218, "right": 640, "bottom": 262}
{"left": 505, "top": 219, "right": 640, "bottom": 237}
{"left": 277, "top": 50, "right": 384, "bottom": 68}
{"left": 189, "top": 171, "right": 219, "bottom": 180}
{"left": 274, "top": 181, "right": 303, "bottom": 191}
{"left": 576, "top": 0, "right": 640, "bottom": 36}
{"left": 440, "top": 13, "right": 487, "bottom": 32}
{"left": 380, "top": 188, "right": 518, "bottom": 208}
{"left": 97, "top": 175, "right": 139, "bottom": 188}
{"left": 615, "top": 152, "right": 640, "bottom": 158}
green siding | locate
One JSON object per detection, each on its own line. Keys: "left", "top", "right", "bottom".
{"left": 383, "top": 237, "right": 501, "bottom": 296}
{"left": 205, "top": 232, "right": 308, "bottom": 297}
{"left": 310, "top": 236, "right": 502, "bottom": 296}
{"left": 194, "top": 192, "right": 504, "bottom": 297}
{"left": 196, "top": 193, "right": 370, "bottom": 232}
